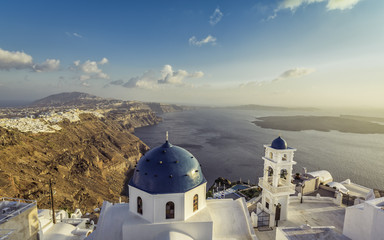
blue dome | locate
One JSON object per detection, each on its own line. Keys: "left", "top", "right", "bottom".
{"left": 129, "top": 141, "right": 206, "bottom": 194}
{"left": 271, "top": 136, "right": 288, "bottom": 150}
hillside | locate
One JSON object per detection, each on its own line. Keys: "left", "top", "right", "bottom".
{"left": 0, "top": 114, "right": 151, "bottom": 212}
{"left": 29, "top": 92, "right": 190, "bottom": 114}
{"left": 30, "top": 92, "right": 105, "bottom": 107}
{"left": 0, "top": 92, "right": 192, "bottom": 212}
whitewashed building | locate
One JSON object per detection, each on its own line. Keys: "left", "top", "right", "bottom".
{"left": 343, "top": 197, "right": 384, "bottom": 240}
{"left": 88, "top": 138, "right": 257, "bottom": 240}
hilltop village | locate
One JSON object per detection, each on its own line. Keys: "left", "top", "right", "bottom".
{"left": 0, "top": 109, "right": 104, "bottom": 133}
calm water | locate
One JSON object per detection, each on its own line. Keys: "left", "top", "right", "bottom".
{"left": 135, "top": 109, "right": 384, "bottom": 189}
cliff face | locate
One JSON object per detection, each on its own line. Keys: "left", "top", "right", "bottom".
{"left": 145, "top": 102, "right": 191, "bottom": 114}
{"left": 0, "top": 114, "right": 150, "bottom": 212}
{"left": 106, "top": 108, "right": 161, "bottom": 131}
{"left": 0, "top": 92, "right": 192, "bottom": 212}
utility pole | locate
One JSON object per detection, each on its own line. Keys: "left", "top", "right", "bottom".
{"left": 49, "top": 179, "right": 56, "bottom": 224}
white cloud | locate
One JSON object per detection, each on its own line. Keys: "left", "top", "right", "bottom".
{"left": 73, "top": 33, "right": 83, "bottom": 38}
{"left": 123, "top": 71, "right": 158, "bottom": 89}
{"left": 209, "top": 7, "right": 223, "bottom": 26}
{"left": 33, "top": 59, "right": 60, "bottom": 72}
{"left": 239, "top": 81, "right": 264, "bottom": 88}
{"left": 158, "top": 65, "right": 204, "bottom": 85}
{"left": 73, "top": 58, "right": 109, "bottom": 80}
{"left": 0, "top": 48, "right": 33, "bottom": 70}
{"left": 273, "top": 67, "right": 315, "bottom": 82}
{"left": 268, "top": 0, "right": 362, "bottom": 19}
{"left": 278, "top": 0, "right": 361, "bottom": 11}
{"left": 189, "top": 71, "right": 204, "bottom": 78}
{"left": 111, "top": 65, "right": 204, "bottom": 89}
{"left": 189, "top": 35, "right": 217, "bottom": 47}
{"left": 80, "top": 75, "right": 91, "bottom": 81}
{"left": 326, "top": 0, "right": 360, "bottom": 10}
{"left": 239, "top": 67, "right": 315, "bottom": 87}
{"left": 158, "top": 65, "right": 187, "bottom": 84}
{"left": 66, "top": 32, "right": 83, "bottom": 38}
{"left": 99, "top": 57, "right": 108, "bottom": 65}
{"left": 0, "top": 48, "right": 60, "bottom": 72}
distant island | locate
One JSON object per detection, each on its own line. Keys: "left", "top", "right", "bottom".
{"left": 253, "top": 115, "right": 384, "bottom": 134}
{"left": 226, "top": 104, "right": 318, "bottom": 111}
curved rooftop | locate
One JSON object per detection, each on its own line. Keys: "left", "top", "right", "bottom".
{"left": 307, "top": 170, "right": 333, "bottom": 184}
{"left": 271, "top": 136, "right": 288, "bottom": 150}
{"left": 129, "top": 140, "right": 206, "bottom": 194}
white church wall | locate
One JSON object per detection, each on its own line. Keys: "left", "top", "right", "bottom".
{"left": 343, "top": 198, "right": 384, "bottom": 240}
{"left": 372, "top": 206, "right": 384, "bottom": 240}
{"left": 122, "top": 221, "right": 213, "bottom": 240}
{"left": 129, "top": 186, "right": 155, "bottom": 223}
{"left": 343, "top": 205, "right": 370, "bottom": 240}
{"left": 184, "top": 183, "right": 207, "bottom": 219}
{"left": 277, "top": 195, "right": 289, "bottom": 220}
{"left": 129, "top": 184, "right": 209, "bottom": 223}
{"left": 153, "top": 192, "right": 184, "bottom": 223}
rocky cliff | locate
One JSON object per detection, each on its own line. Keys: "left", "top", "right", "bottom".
{"left": 0, "top": 114, "right": 151, "bottom": 212}
{"left": 0, "top": 92, "right": 192, "bottom": 212}
{"left": 145, "top": 102, "right": 185, "bottom": 114}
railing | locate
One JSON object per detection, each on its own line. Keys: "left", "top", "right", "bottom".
{"left": 0, "top": 229, "right": 15, "bottom": 240}
{"left": 1, "top": 197, "right": 36, "bottom": 204}
{"left": 258, "top": 177, "right": 295, "bottom": 194}
{"left": 0, "top": 198, "right": 37, "bottom": 224}
{"left": 247, "top": 195, "right": 262, "bottom": 207}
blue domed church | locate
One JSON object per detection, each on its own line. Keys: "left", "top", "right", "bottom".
{"left": 90, "top": 136, "right": 257, "bottom": 240}
{"left": 129, "top": 139, "right": 207, "bottom": 223}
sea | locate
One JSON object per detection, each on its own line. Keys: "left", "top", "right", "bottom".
{"left": 135, "top": 108, "right": 384, "bottom": 190}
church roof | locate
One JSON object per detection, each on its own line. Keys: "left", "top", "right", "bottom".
{"left": 129, "top": 140, "right": 206, "bottom": 194}
{"left": 271, "top": 136, "right": 288, "bottom": 150}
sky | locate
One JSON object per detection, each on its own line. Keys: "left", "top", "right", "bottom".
{"left": 0, "top": 0, "right": 383, "bottom": 108}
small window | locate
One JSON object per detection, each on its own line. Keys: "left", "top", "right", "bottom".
{"left": 166, "top": 201, "right": 174, "bottom": 219}
{"left": 193, "top": 194, "right": 198, "bottom": 212}
{"left": 268, "top": 166, "right": 274, "bottom": 177}
{"left": 269, "top": 152, "right": 273, "bottom": 159}
{"left": 282, "top": 154, "right": 287, "bottom": 161}
{"left": 137, "top": 197, "right": 143, "bottom": 215}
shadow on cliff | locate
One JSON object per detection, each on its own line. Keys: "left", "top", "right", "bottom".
{"left": 121, "top": 168, "right": 135, "bottom": 199}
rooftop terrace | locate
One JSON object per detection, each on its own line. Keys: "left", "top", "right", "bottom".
{"left": 255, "top": 197, "right": 346, "bottom": 240}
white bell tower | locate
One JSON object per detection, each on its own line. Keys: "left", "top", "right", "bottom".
{"left": 258, "top": 136, "right": 296, "bottom": 227}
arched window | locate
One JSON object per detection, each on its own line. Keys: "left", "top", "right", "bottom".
{"left": 269, "top": 152, "right": 273, "bottom": 159}
{"left": 137, "top": 197, "right": 143, "bottom": 215}
{"left": 268, "top": 166, "right": 274, "bottom": 177}
{"left": 193, "top": 194, "right": 198, "bottom": 212}
{"left": 282, "top": 154, "right": 287, "bottom": 161}
{"left": 280, "top": 169, "right": 288, "bottom": 179}
{"left": 166, "top": 201, "right": 174, "bottom": 219}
